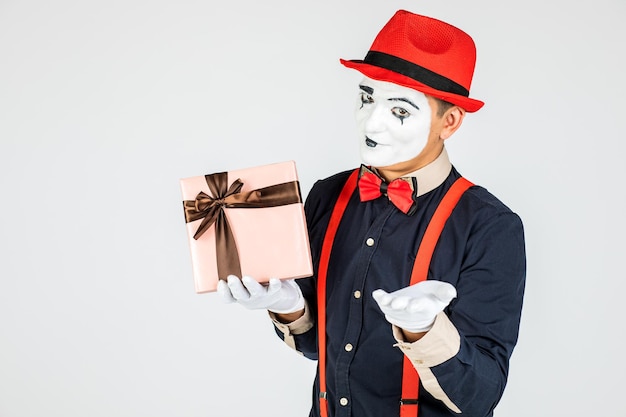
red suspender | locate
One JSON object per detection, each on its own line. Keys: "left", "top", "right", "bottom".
{"left": 409, "top": 177, "right": 473, "bottom": 284}
{"left": 400, "top": 176, "right": 473, "bottom": 417}
{"left": 317, "top": 169, "right": 360, "bottom": 417}
{"left": 317, "top": 171, "right": 473, "bottom": 417}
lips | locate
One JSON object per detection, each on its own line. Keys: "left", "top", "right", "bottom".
{"left": 365, "top": 137, "right": 378, "bottom": 148}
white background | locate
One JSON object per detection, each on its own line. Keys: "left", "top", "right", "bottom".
{"left": 1, "top": 1, "right": 624, "bottom": 416}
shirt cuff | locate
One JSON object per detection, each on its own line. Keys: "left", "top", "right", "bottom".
{"left": 392, "top": 312, "right": 462, "bottom": 413}
{"left": 268, "top": 301, "right": 314, "bottom": 352}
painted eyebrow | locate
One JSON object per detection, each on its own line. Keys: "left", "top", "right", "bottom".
{"left": 359, "top": 85, "right": 420, "bottom": 111}
{"left": 359, "top": 85, "right": 374, "bottom": 95}
{"left": 389, "top": 97, "right": 420, "bottom": 111}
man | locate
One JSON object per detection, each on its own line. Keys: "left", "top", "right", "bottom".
{"left": 218, "top": 10, "right": 526, "bottom": 417}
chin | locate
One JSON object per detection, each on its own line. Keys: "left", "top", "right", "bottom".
{"left": 360, "top": 149, "right": 389, "bottom": 167}
{"left": 360, "top": 154, "right": 400, "bottom": 169}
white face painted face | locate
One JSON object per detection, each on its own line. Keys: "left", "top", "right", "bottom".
{"left": 355, "top": 76, "right": 432, "bottom": 168}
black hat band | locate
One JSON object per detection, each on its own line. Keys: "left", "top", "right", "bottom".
{"left": 363, "top": 51, "right": 469, "bottom": 97}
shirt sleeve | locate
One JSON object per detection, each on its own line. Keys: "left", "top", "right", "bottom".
{"left": 392, "top": 312, "right": 462, "bottom": 413}
{"left": 269, "top": 301, "right": 315, "bottom": 354}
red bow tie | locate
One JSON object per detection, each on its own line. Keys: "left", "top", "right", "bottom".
{"left": 358, "top": 167, "right": 417, "bottom": 215}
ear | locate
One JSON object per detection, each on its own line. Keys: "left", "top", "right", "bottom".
{"left": 440, "top": 106, "right": 466, "bottom": 140}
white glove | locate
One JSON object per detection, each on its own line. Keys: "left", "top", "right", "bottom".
{"left": 217, "top": 275, "right": 305, "bottom": 314}
{"left": 372, "top": 280, "right": 457, "bottom": 333}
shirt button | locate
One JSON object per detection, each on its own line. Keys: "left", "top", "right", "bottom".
{"left": 353, "top": 290, "right": 361, "bottom": 299}
{"left": 366, "top": 238, "right": 375, "bottom": 247}
{"left": 345, "top": 343, "right": 353, "bottom": 352}
{"left": 340, "top": 397, "right": 349, "bottom": 406}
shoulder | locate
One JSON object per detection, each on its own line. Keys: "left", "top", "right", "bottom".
{"left": 305, "top": 168, "right": 358, "bottom": 212}
{"left": 467, "top": 187, "right": 524, "bottom": 246}
{"left": 464, "top": 185, "right": 518, "bottom": 218}
{"left": 303, "top": 168, "right": 359, "bottom": 238}
{"left": 450, "top": 169, "right": 524, "bottom": 236}
{"left": 449, "top": 167, "right": 520, "bottom": 217}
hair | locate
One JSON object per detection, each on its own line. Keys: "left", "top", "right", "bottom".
{"left": 431, "top": 97, "right": 455, "bottom": 118}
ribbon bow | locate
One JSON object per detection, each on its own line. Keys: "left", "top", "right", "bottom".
{"left": 358, "top": 166, "right": 417, "bottom": 215}
{"left": 183, "top": 172, "right": 302, "bottom": 280}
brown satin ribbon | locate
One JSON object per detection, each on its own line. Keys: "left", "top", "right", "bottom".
{"left": 183, "top": 172, "right": 302, "bottom": 280}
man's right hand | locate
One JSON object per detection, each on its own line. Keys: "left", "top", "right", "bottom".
{"left": 217, "top": 275, "right": 305, "bottom": 315}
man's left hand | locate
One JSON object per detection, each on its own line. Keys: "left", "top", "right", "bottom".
{"left": 372, "top": 280, "right": 457, "bottom": 334}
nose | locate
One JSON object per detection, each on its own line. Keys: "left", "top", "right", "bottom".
{"left": 363, "top": 103, "right": 386, "bottom": 134}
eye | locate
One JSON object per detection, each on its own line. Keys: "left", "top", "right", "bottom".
{"left": 391, "top": 107, "right": 410, "bottom": 121}
{"left": 359, "top": 93, "right": 374, "bottom": 106}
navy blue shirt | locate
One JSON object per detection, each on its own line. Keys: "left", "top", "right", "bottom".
{"left": 276, "top": 165, "right": 526, "bottom": 417}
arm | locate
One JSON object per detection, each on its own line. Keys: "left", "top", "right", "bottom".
{"left": 430, "top": 212, "right": 525, "bottom": 415}
{"left": 274, "top": 310, "right": 305, "bottom": 323}
{"left": 376, "top": 212, "right": 526, "bottom": 415}
{"left": 268, "top": 275, "right": 319, "bottom": 359}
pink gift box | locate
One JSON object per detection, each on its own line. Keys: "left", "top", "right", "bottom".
{"left": 180, "top": 161, "right": 313, "bottom": 293}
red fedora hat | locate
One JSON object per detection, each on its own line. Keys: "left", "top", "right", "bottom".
{"left": 340, "top": 10, "right": 484, "bottom": 112}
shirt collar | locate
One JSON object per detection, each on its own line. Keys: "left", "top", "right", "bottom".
{"left": 371, "top": 148, "right": 452, "bottom": 198}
